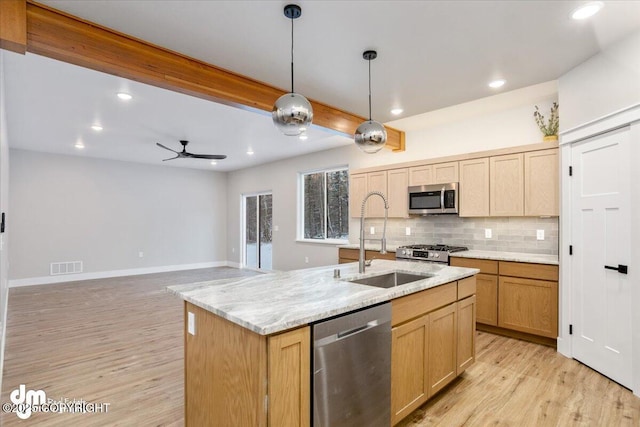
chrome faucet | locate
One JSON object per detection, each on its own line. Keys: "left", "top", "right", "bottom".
{"left": 359, "top": 191, "right": 389, "bottom": 273}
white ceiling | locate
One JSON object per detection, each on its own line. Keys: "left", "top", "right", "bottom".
{"left": 5, "top": 1, "right": 640, "bottom": 171}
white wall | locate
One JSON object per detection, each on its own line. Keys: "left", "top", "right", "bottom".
{"left": 227, "top": 82, "right": 558, "bottom": 271}
{"left": 9, "top": 149, "right": 228, "bottom": 283}
{"left": 0, "top": 51, "right": 11, "bottom": 394}
{"left": 559, "top": 30, "right": 640, "bottom": 131}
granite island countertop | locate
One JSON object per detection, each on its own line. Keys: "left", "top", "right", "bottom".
{"left": 167, "top": 260, "right": 478, "bottom": 336}
{"left": 451, "top": 250, "right": 558, "bottom": 265}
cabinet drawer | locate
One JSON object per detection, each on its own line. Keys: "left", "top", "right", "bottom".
{"left": 499, "top": 261, "right": 558, "bottom": 281}
{"left": 392, "top": 282, "right": 457, "bottom": 327}
{"left": 450, "top": 257, "right": 498, "bottom": 275}
{"left": 457, "top": 276, "right": 476, "bottom": 299}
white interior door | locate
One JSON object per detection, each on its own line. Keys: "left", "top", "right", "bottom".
{"left": 571, "top": 126, "right": 631, "bottom": 388}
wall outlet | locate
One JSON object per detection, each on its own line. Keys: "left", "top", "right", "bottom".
{"left": 138, "top": 251, "right": 144, "bottom": 258}
{"left": 537, "top": 229, "right": 545, "bottom": 240}
{"left": 405, "top": 227, "right": 411, "bottom": 236}
{"left": 274, "top": 225, "right": 279, "bottom": 232}
{"left": 232, "top": 247, "right": 235, "bottom": 253}
{"left": 485, "top": 228, "right": 492, "bottom": 239}
{"left": 304, "top": 256, "right": 309, "bottom": 263}
{"left": 187, "top": 311, "right": 196, "bottom": 335}
{"left": 370, "top": 226, "right": 375, "bottom": 235}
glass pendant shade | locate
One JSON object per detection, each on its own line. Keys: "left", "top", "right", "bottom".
{"left": 354, "top": 120, "right": 387, "bottom": 154}
{"left": 272, "top": 92, "right": 313, "bottom": 136}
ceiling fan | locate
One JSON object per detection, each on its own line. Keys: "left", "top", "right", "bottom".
{"left": 156, "top": 140, "right": 227, "bottom": 161}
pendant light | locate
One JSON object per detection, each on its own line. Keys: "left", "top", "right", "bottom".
{"left": 354, "top": 50, "right": 387, "bottom": 154}
{"left": 272, "top": 4, "right": 313, "bottom": 136}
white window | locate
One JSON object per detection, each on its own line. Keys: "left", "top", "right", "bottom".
{"left": 298, "top": 167, "right": 349, "bottom": 243}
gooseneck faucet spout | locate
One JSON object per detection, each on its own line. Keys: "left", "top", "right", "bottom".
{"left": 359, "top": 191, "right": 389, "bottom": 273}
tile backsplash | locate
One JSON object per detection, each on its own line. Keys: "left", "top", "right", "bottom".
{"left": 350, "top": 216, "right": 559, "bottom": 255}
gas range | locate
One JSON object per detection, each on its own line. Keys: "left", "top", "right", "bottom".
{"left": 396, "top": 244, "right": 468, "bottom": 264}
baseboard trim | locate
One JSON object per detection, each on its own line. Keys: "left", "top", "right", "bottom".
{"left": 8, "top": 261, "right": 230, "bottom": 287}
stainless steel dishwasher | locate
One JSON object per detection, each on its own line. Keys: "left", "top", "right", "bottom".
{"left": 312, "top": 302, "right": 391, "bottom": 427}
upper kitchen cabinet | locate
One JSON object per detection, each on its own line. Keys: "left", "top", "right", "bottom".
{"left": 350, "top": 169, "right": 409, "bottom": 218}
{"left": 490, "top": 153, "right": 524, "bottom": 216}
{"left": 387, "top": 169, "right": 409, "bottom": 218}
{"left": 459, "top": 158, "right": 490, "bottom": 216}
{"left": 409, "top": 162, "right": 459, "bottom": 186}
{"left": 524, "top": 149, "right": 559, "bottom": 216}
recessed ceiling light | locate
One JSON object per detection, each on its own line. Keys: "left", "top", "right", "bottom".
{"left": 74, "top": 142, "right": 85, "bottom": 149}
{"left": 247, "top": 149, "right": 254, "bottom": 155}
{"left": 488, "top": 79, "right": 506, "bottom": 88}
{"left": 390, "top": 108, "right": 404, "bottom": 116}
{"left": 571, "top": 2, "right": 604, "bottom": 20}
{"left": 91, "top": 124, "right": 103, "bottom": 131}
{"left": 117, "top": 92, "right": 132, "bottom": 101}
{"left": 210, "top": 160, "right": 217, "bottom": 165}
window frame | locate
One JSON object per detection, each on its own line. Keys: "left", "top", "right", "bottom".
{"left": 297, "top": 165, "right": 349, "bottom": 244}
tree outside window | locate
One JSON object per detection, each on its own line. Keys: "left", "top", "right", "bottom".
{"left": 301, "top": 168, "right": 349, "bottom": 241}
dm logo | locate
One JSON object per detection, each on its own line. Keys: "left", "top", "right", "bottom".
{"left": 10, "top": 384, "right": 46, "bottom": 420}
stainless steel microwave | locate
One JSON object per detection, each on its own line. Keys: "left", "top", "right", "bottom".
{"left": 408, "top": 183, "right": 459, "bottom": 215}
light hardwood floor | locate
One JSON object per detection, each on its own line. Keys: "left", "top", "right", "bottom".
{"left": 2, "top": 268, "right": 638, "bottom": 426}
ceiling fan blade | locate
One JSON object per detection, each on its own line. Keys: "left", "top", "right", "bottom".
{"left": 162, "top": 154, "right": 180, "bottom": 161}
{"left": 190, "top": 154, "right": 227, "bottom": 160}
{"left": 156, "top": 142, "right": 179, "bottom": 153}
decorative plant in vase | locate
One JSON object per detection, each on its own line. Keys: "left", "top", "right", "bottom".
{"left": 534, "top": 102, "right": 559, "bottom": 142}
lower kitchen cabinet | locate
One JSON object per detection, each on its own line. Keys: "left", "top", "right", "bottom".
{"left": 450, "top": 256, "right": 558, "bottom": 346}
{"left": 427, "top": 303, "right": 457, "bottom": 397}
{"left": 184, "top": 302, "right": 310, "bottom": 427}
{"left": 498, "top": 276, "right": 558, "bottom": 338}
{"left": 338, "top": 247, "right": 396, "bottom": 264}
{"left": 457, "top": 295, "right": 476, "bottom": 373}
{"left": 391, "top": 314, "right": 429, "bottom": 425}
{"left": 390, "top": 277, "right": 477, "bottom": 426}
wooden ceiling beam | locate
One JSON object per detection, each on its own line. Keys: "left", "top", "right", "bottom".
{"left": 0, "top": 0, "right": 27, "bottom": 53}
{"left": 21, "top": 2, "right": 405, "bottom": 152}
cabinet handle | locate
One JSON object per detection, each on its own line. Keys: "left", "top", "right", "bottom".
{"left": 604, "top": 264, "right": 628, "bottom": 274}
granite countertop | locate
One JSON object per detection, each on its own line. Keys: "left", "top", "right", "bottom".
{"left": 451, "top": 250, "right": 559, "bottom": 265}
{"left": 168, "top": 260, "right": 478, "bottom": 336}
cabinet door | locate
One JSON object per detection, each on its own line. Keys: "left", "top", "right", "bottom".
{"left": 434, "top": 161, "right": 459, "bottom": 184}
{"left": 268, "top": 327, "right": 310, "bottom": 427}
{"left": 409, "top": 164, "right": 433, "bottom": 186}
{"left": 391, "top": 315, "right": 429, "bottom": 425}
{"left": 366, "top": 171, "right": 388, "bottom": 217}
{"left": 387, "top": 168, "right": 409, "bottom": 218}
{"left": 490, "top": 153, "right": 524, "bottom": 216}
{"left": 349, "top": 173, "right": 367, "bottom": 218}
{"left": 476, "top": 273, "right": 498, "bottom": 326}
{"left": 459, "top": 158, "right": 489, "bottom": 216}
{"left": 498, "top": 276, "right": 558, "bottom": 338}
{"left": 457, "top": 295, "right": 476, "bottom": 374}
{"left": 524, "top": 148, "right": 559, "bottom": 216}
{"left": 428, "top": 303, "right": 457, "bottom": 397}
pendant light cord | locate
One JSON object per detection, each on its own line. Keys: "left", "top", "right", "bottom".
{"left": 290, "top": 16, "right": 294, "bottom": 93}
{"left": 368, "top": 58, "right": 372, "bottom": 121}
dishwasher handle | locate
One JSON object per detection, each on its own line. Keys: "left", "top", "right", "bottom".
{"left": 315, "top": 320, "right": 381, "bottom": 346}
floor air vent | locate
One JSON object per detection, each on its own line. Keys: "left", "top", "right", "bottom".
{"left": 50, "top": 261, "right": 83, "bottom": 275}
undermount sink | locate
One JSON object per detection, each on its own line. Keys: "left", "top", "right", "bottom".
{"left": 349, "top": 271, "right": 434, "bottom": 289}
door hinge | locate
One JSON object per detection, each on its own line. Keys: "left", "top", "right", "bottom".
{"left": 569, "top": 245, "right": 573, "bottom": 255}
{"left": 569, "top": 166, "right": 573, "bottom": 176}
{"left": 569, "top": 324, "right": 573, "bottom": 335}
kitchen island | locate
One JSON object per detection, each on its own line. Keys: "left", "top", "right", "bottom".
{"left": 169, "top": 260, "right": 478, "bottom": 426}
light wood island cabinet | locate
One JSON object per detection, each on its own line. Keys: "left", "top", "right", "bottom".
{"left": 184, "top": 274, "right": 477, "bottom": 427}
{"left": 390, "top": 277, "right": 477, "bottom": 425}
